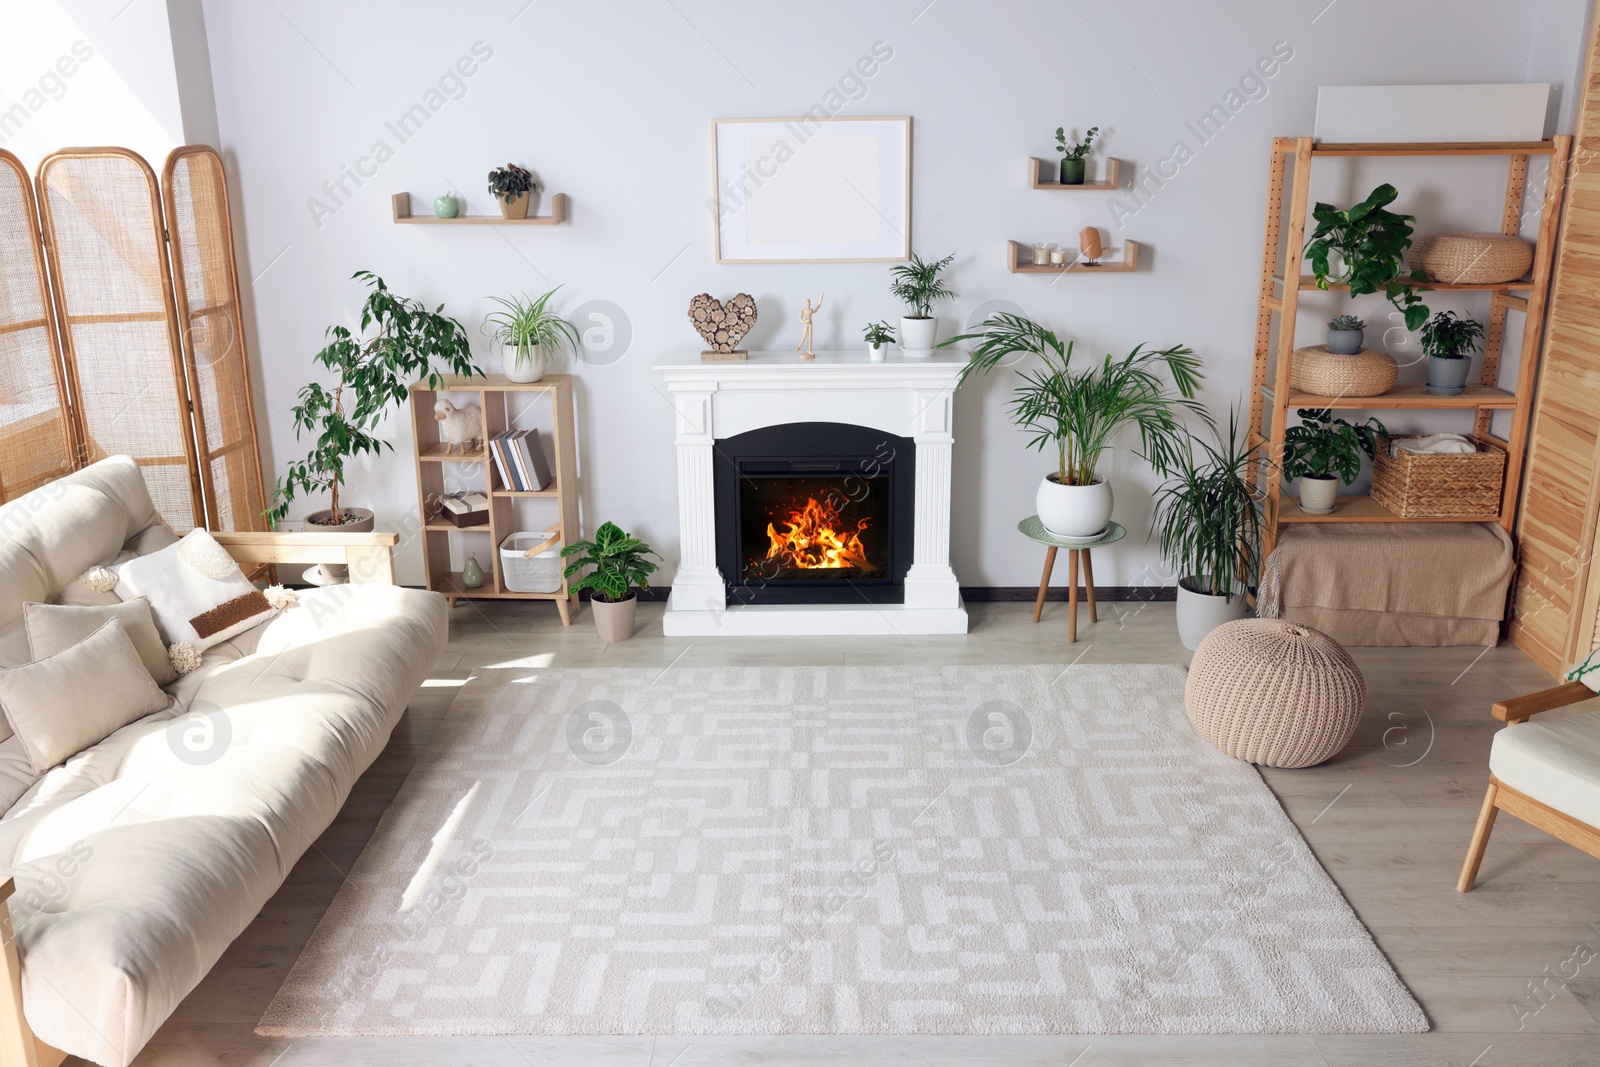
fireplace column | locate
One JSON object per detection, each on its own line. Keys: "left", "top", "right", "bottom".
{"left": 904, "top": 386, "right": 962, "bottom": 610}
{"left": 664, "top": 384, "right": 727, "bottom": 615}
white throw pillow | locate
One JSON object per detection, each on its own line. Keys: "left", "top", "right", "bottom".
{"left": 0, "top": 619, "right": 172, "bottom": 774}
{"left": 24, "top": 598, "right": 178, "bottom": 685}
{"left": 115, "top": 529, "right": 276, "bottom": 651}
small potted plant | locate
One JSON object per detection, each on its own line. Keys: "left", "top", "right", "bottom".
{"left": 483, "top": 286, "right": 581, "bottom": 383}
{"left": 1152, "top": 412, "right": 1269, "bottom": 650}
{"left": 1054, "top": 126, "right": 1099, "bottom": 185}
{"left": 1419, "top": 310, "right": 1485, "bottom": 396}
{"left": 862, "top": 320, "right": 895, "bottom": 362}
{"left": 1305, "top": 184, "right": 1431, "bottom": 330}
{"left": 487, "top": 163, "right": 540, "bottom": 219}
{"left": 562, "top": 521, "right": 660, "bottom": 642}
{"left": 1326, "top": 314, "right": 1365, "bottom": 354}
{"left": 889, "top": 252, "right": 956, "bottom": 356}
{"left": 1281, "top": 408, "right": 1386, "bottom": 515}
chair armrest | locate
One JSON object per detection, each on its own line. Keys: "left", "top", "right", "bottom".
{"left": 211, "top": 530, "right": 399, "bottom": 585}
{"left": 1493, "top": 681, "right": 1595, "bottom": 724}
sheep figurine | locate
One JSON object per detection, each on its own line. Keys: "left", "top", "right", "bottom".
{"left": 434, "top": 397, "right": 484, "bottom": 454}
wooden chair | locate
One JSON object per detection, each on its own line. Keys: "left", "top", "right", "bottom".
{"left": 1458, "top": 679, "right": 1600, "bottom": 891}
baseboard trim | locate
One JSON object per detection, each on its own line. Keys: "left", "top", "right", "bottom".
{"left": 566, "top": 586, "right": 1175, "bottom": 604}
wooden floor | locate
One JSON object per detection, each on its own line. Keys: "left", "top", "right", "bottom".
{"left": 111, "top": 600, "right": 1600, "bottom": 1067}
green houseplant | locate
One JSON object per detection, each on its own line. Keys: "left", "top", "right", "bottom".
{"left": 1054, "top": 125, "right": 1099, "bottom": 184}
{"left": 1281, "top": 407, "right": 1387, "bottom": 515}
{"left": 269, "top": 271, "right": 478, "bottom": 562}
{"left": 889, "top": 251, "right": 956, "bottom": 355}
{"left": 1419, "top": 309, "right": 1485, "bottom": 396}
{"left": 562, "top": 521, "right": 660, "bottom": 642}
{"left": 862, "top": 320, "right": 895, "bottom": 361}
{"left": 1326, "top": 314, "right": 1366, "bottom": 354}
{"left": 487, "top": 163, "right": 539, "bottom": 219}
{"left": 1152, "top": 411, "right": 1270, "bottom": 650}
{"left": 944, "top": 313, "right": 1208, "bottom": 537}
{"left": 1304, "top": 184, "right": 1431, "bottom": 330}
{"left": 482, "top": 286, "right": 581, "bottom": 383}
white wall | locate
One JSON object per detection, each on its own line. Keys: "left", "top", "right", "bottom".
{"left": 192, "top": 0, "right": 1593, "bottom": 590}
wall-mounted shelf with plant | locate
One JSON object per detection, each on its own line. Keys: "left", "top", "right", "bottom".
{"left": 1028, "top": 126, "right": 1119, "bottom": 188}
{"left": 391, "top": 191, "right": 569, "bottom": 225}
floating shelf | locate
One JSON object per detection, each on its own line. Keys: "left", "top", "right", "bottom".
{"left": 391, "top": 191, "right": 569, "bottom": 225}
{"left": 1261, "top": 383, "right": 1517, "bottom": 410}
{"left": 1008, "top": 239, "right": 1139, "bottom": 274}
{"left": 1278, "top": 494, "right": 1499, "bottom": 524}
{"left": 1027, "top": 157, "right": 1122, "bottom": 190}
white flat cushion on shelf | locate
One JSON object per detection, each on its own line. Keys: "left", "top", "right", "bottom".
{"left": 1489, "top": 710, "right": 1600, "bottom": 829}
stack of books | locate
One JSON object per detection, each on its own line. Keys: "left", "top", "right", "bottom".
{"left": 489, "top": 429, "right": 553, "bottom": 492}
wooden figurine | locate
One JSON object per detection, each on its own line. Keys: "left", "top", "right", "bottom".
{"left": 690, "top": 292, "right": 758, "bottom": 360}
{"left": 434, "top": 397, "right": 484, "bottom": 454}
{"left": 795, "top": 292, "right": 825, "bottom": 359}
{"left": 1079, "top": 226, "right": 1104, "bottom": 266}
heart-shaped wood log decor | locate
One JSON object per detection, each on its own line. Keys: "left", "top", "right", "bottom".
{"left": 689, "top": 293, "right": 757, "bottom": 359}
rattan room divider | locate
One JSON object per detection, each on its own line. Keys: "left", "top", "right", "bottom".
{"left": 2, "top": 145, "right": 266, "bottom": 532}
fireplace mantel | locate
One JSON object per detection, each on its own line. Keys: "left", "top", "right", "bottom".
{"left": 654, "top": 350, "right": 968, "bottom": 635}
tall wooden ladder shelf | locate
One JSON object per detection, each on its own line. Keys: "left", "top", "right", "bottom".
{"left": 1249, "top": 136, "right": 1572, "bottom": 555}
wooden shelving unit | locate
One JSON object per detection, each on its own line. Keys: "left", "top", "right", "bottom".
{"left": 408, "top": 373, "right": 580, "bottom": 623}
{"left": 1248, "top": 135, "right": 1572, "bottom": 554}
{"left": 1007, "top": 239, "right": 1139, "bottom": 274}
{"left": 391, "top": 191, "right": 569, "bottom": 225}
{"left": 1027, "top": 156, "right": 1123, "bottom": 190}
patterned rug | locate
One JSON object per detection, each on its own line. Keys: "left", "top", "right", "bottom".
{"left": 258, "top": 664, "right": 1427, "bottom": 1036}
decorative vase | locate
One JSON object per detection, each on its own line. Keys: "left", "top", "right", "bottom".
{"left": 433, "top": 194, "right": 459, "bottom": 218}
{"left": 462, "top": 554, "right": 484, "bottom": 589}
{"left": 1426, "top": 354, "right": 1472, "bottom": 396}
{"left": 1036, "top": 474, "right": 1112, "bottom": 538}
{"left": 302, "top": 506, "right": 376, "bottom": 583}
{"left": 1059, "top": 157, "right": 1086, "bottom": 185}
{"left": 591, "top": 595, "right": 638, "bottom": 642}
{"left": 499, "top": 191, "right": 531, "bottom": 220}
{"left": 1176, "top": 578, "right": 1249, "bottom": 652}
{"left": 502, "top": 343, "right": 546, "bottom": 383}
{"left": 1326, "top": 327, "right": 1364, "bottom": 355}
{"left": 899, "top": 316, "right": 937, "bottom": 356}
{"left": 1298, "top": 475, "right": 1339, "bottom": 514}
{"left": 868, "top": 343, "right": 885, "bottom": 362}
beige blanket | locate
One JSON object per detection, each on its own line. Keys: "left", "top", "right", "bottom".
{"left": 1259, "top": 522, "right": 1514, "bottom": 646}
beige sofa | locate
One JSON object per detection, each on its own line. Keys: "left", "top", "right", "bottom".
{"left": 0, "top": 457, "right": 448, "bottom": 1066}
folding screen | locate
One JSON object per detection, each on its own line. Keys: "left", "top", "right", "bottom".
{"left": 0, "top": 150, "right": 75, "bottom": 503}
{"left": 35, "top": 148, "right": 203, "bottom": 530}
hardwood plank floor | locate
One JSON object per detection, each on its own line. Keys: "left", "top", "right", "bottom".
{"left": 110, "top": 601, "right": 1600, "bottom": 1066}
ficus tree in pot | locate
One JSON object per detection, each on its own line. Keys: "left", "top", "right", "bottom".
{"left": 1281, "top": 407, "right": 1386, "bottom": 515}
{"left": 1304, "top": 184, "right": 1432, "bottom": 331}
{"left": 888, "top": 251, "right": 955, "bottom": 355}
{"left": 562, "top": 521, "right": 659, "bottom": 642}
{"left": 943, "top": 313, "right": 1210, "bottom": 538}
{"left": 1419, "top": 310, "right": 1485, "bottom": 396}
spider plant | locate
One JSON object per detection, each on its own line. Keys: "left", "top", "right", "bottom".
{"left": 482, "top": 286, "right": 581, "bottom": 369}
{"left": 1152, "top": 410, "right": 1269, "bottom": 602}
{"left": 944, "top": 313, "right": 1210, "bottom": 485}
{"left": 888, "top": 252, "right": 956, "bottom": 318}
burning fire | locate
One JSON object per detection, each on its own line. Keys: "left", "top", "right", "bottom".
{"left": 764, "top": 496, "right": 875, "bottom": 572}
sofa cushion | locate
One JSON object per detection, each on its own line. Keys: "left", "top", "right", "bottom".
{"left": 0, "top": 619, "right": 172, "bottom": 775}
{"left": 1490, "top": 710, "right": 1600, "bottom": 829}
{"left": 114, "top": 529, "right": 275, "bottom": 651}
{"left": 24, "top": 598, "right": 176, "bottom": 685}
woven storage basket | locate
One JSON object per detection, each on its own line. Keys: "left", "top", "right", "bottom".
{"left": 1410, "top": 233, "right": 1532, "bottom": 284}
{"left": 1288, "top": 345, "right": 1398, "bottom": 397}
{"left": 1185, "top": 619, "right": 1365, "bottom": 768}
{"left": 1370, "top": 434, "right": 1506, "bottom": 519}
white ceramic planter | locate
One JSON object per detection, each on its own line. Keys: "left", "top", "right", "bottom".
{"left": 502, "top": 343, "right": 546, "bottom": 383}
{"left": 868, "top": 343, "right": 885, "bottom": 362}
{"left": 1036, "top": 475, "right": 1112, "bottom": 538}
{"left": 591, "top": 595, "right": 638, "bottom": 642}
{"left": 899, "top": 316, "right": 937, "bottom": 356}
{"left": 1298, "top": 475, "right": 1339, "bottom": 514}
{"left": 1176, "top": 578, "right": 1248, "bottom": 652}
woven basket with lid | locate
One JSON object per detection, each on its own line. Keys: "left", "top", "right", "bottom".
{"left": 1288, "top": 345, "right": 1398, "bottom": 398}
{"left": 1410, "top": 233, "right": 1532, "bottom": 285}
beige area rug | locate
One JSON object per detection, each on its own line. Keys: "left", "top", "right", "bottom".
{"left": 258, "top": 665, "right": 1427, "bottom": 1037}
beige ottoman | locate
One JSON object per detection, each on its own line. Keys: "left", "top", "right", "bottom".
{"left": 1185, "top": 619, "right": 1366, "bottom": 768}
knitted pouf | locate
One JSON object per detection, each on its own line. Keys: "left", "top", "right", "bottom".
{"left": 1185, "top": 619, "right": 1366, "bottom": 768}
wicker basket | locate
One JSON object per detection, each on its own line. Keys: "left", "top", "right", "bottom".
{"left": 1409, "top": 233, "right": 1532, "bottom": 284}
{"left": 1289, "top": 345, "right": 1398, "bottom": 397}
{"left": 1370, "top": 434, "right": 1506, "bottom": 519}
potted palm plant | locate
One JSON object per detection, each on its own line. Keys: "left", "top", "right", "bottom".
{"left": 1304, "top": 184, "right": 1431, "bottom": 331}
{"left": 1281, "top": 408, "right": 1386, "bottom": 514}
{"left": 1419, "top": 310, "right": 1485, "bottom": 396}
{"left": 482, "top": 286, "right": 581, "bottom": 383}
{"left": 487, "top": 163, "right": 539, "bottom": 219}
{"left": 944, "top": 313, "right": 1208, "bottom": 538}
{"left": 1153, "top": 412, "right": 1269, "bottom": 650}
{"left": 1054, "top": 125, "right": 1099, "bottom": 184}
{"left": 268, "top": 271, "right": 478, "bottom": 573}
{"left": 562, "top": 521, "right": 660, "bottom": 642}
{"left": 889, "top": 252, "right": 956, "bottom": 356}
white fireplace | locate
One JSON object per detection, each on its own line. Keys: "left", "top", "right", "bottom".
{"left": 654, "top": 349, "right": 968, "bottom": 635}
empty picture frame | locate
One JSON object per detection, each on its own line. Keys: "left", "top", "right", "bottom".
{"left": 712, "top": 116, "right": 911, "bottom": 263}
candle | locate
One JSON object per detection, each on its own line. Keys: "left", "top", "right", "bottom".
{"left": 1033, "top": 242, "right": 1052, "bottom": 265}
{"left": 1049, "top": 247, "right": 1067, "bottom": 265}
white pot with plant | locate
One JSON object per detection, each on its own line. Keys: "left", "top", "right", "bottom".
{"left": 1304, "top": 183, "right": 1431, "bottom": 335}
{"left": 1282, "top": 407, "right": 1386, "bottom": 515}
{"left": 1153, "top": 412, "right": 1266, "bottom": 650}
{"left": 561, "top": 521, "right": 660, "bottom": 643}
{"left": 862, "top": 319, "right": 894, "bottom": 362}
{"left": 1420, "top": 309, "right": 1484, "bottom": 397}
{"left": 889, "top": 252, "right": 956, "bottom": 357}
{"left": 944, "top": 313, "right": 1208, "bottom": 539}
{"left": 483, "top": 286, "right": 581, "bottom": 383}
{"left": 269, "top": 270, "right": 480, "bottom": 579}
{"left": 487, "top": 163, "right": 540, "bottom": 220}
